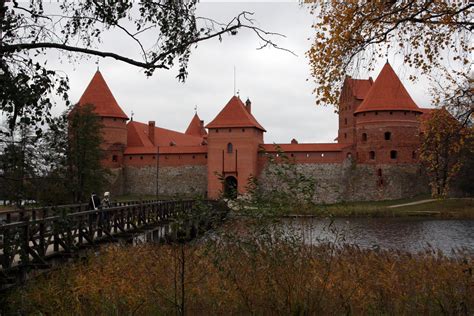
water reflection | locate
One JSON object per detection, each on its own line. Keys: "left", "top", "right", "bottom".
{"left": 284, "top": 217, "right": 474, "bottom": 255}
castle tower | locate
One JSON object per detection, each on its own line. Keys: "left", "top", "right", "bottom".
{"left": 338, "top": 76, "right": 372, "bottom": 144}
{"left": 205, "top": 96, "right": 265, "bottom": 199}
{"left": 76, "top": 71, "right": 129, "bottom": 168}
{"left": 185, "top": 113, "right": 208, "bottom": 138}
{"left": 353, "top": 62, "right": 423, "bottom": 164}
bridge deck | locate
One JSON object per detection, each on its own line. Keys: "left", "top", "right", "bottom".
{"left": 0, "top": 199, "right": 226, "bottom": 289}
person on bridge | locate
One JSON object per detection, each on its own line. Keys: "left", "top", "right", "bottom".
{"left": 103, "top": 192, "right": 111, "bottom": 208}
{"left": 89, "top": 193, "right": 101, "bottom": 210}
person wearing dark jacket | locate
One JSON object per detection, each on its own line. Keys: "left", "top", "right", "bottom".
{"left": 88, "top": 192, "right": 101, "bottom": 210}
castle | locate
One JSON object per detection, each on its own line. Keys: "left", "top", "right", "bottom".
{"left": 74, "top": 62, "right": 430, "bottom": 202}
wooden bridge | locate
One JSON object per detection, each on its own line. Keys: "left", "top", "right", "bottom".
{"left": 0, "top": 199, "right": 227, "bottom": 289}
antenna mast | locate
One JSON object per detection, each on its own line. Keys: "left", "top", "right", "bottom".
{"left": 233, "top": 65, "right": 236, "bottom": 96}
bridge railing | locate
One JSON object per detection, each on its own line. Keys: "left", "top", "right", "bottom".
{"left": 0, "top": 200, "right": 163, "bottom": 224}
{"left": 0, "top": 199, "right": 223, "bottom": 286}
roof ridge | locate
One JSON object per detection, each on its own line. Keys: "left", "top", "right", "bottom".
{"left": 78, "top": 71, "right": 129, "bottom": 119}
{"left": 206, "top": 96, "right": 266, "bottom": 131}
{"left": 354, "top": 63, "right": 421, "bottom": 114}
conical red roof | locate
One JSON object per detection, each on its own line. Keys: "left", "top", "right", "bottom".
{"left": 185, "top": 113, "right": 207, "bottom": 137}
{"left": 205, "top": 96, "right": 265, "bottom": 131}
{"left": 354, "top": 63, "right": 421, "bottom": 114}
{"left": 77, "top": 71, "right": 128, "bottom": 119}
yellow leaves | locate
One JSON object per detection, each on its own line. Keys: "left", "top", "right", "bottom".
{"left": 307, "top": 1, "right": 470, "bottom": 107}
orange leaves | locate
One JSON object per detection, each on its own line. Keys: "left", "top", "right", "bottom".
{"left": 307, "top": 1, "right": 472, "bottom": 108}
{"left": 419, "top": 108, "right": 472, "bottom": 198}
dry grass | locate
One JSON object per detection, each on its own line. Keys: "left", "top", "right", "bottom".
{"left": 309, "top": 197, "right": 474, "bottom": 218}
{"left": 6, "top": 235, "right": 473, "bottom": 315}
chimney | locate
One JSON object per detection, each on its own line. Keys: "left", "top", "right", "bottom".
{"left": 291, "top": 138, "right": 298, "bottom": 144}
{"left": 148, "top": 121, "right": 155, "bottom": 145}
{"left": 245, "top": 98, "right": 252, "bottom": 114}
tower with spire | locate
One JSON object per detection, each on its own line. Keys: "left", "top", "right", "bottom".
{"left": 74, "top": 70, "right": 129, "bottom": 168}
{"left": 352, "top": 62, "right": 423, "bottom": 164}
{"left": 205, "top": 96, "right": 265, "bottom": 199}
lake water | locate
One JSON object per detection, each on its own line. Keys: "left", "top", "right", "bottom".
{"left": 282, "top": 217, "right": 474, "bottom": 255}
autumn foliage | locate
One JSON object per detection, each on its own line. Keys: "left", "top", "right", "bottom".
{"left": 307, "top": 1, "right": 472, "bottom": 107}
{"left": 6, "top": 226, "right": 473, "bottom": 315}
{"left": 419, "top": 108, "right": 473, "bottom": 198}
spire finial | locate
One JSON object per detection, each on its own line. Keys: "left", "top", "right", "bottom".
{"left": 130, "top": 111, "right": 134, "bottom": 121}
{"left": 96, "top": 57, "right": 100, "bottom": 71}
{"left": 194, "top": 105, "right": 197, "bottom": 114}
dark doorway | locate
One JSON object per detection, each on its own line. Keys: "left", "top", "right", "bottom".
{"left": 224, "top": 176, "right": 238, "bottom": 199}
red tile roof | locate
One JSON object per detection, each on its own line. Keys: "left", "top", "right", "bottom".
{"left": 127, "top": 121, "right": 204, "bottom": 148}
{"left": 206, "top": 96, "right": 266, "bottom": 131}
{"left": 261, "top": 143, "right": 349, "bottom": 152}
{"left": 354, "top": 63, "right": 422, "bottom": 114}
{"left": 124, "top": 145, "right": 207, "bottom": 155}
{"left": 185, "top": 113, "right": 207, "bottom": 137}
{"left": 351, "top": 78, "right": 373, "bottom": 100}
{"left": 78, "top": 71, "right": 128, "bottom": 119}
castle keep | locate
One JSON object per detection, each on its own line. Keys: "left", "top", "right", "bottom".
{"left": 74, "top": 62, "right": 430, "bottom": 202}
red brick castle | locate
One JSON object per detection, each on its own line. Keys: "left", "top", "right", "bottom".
{"left": 73, "top": 62, "right": 430, "bottom": 202}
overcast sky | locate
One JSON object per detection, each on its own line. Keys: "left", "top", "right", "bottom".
{"left": 45, "top": 1, "right": 437, "bottom": 144}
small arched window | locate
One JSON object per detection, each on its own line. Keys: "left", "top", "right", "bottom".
{"left": 344, "top": 118, "right": 348, "bottom": 125}
{"left": 369, "top": 151, "right": 376, "bottom": 160}
{"left": 362, "top": 133, "right": 368, "bottom": 142}
{"left": 412, "top": 151, "right": 416, "bottom": 159}
{"left": 390, "top": 150, "right": 398, "bottom": 159}
{"left": 384, "top": 132, "right": 391, "bottom": 140}
{"left": 112, "top": 155, "right": 118, "bottom": 162}
{"left": 227, "top": 143, "right": 233, "bottom": 153}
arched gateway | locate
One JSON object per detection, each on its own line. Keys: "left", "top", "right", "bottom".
{"left": 224, "top": 176, "right": 238, "bottom": 198}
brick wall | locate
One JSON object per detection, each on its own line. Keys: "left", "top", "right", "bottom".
{"left": 124, "top": 165, "right": 207, "bottom": 197}
{"left": 258, "top": 159, "right": 429, "bottom": 204}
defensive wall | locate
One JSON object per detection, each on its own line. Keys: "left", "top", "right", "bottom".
{"left": 106, "top": 148, "right": 429, "bottom": 203}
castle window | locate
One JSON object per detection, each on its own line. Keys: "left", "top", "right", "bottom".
{"left": 346, "top": 152, "right": 352, "bottom": 158}
{"left": 377, "top": 168, "right": 382, "bottom": 177}
{"left": 112, "top": 155, "right": 118, "bottom": 162}
{"left": 344, "top": 118, "right": 347, "bottom": 125}
{"left": 290, "top": 153, "right": 294, "bottom": 157}
{"left": 140, "top": 156, "right": 143, "bottom": 160}
{"left": 228, "top": 128, "right": 232, "bottom": 132}
{"left": 321, "top": 153, "right": 325, "bottom": 157}
{"left": 113, "top": 118, "right": 117, "bottom": 121}
{"left": 390, "top": 111, "right": 393, "bottom": 115}
{"left": 344, "top": 133, "right": 347, "bottom": 139}
{"left": 384, "top": 132, "right": 391, "bottom": 140}
{"left": 404, "top": 111, "right": 407, "bottom": 115}
{"left": 153, "top": 156, "right": 156, "bottom": 159}
{"left": 306, "top": 153, "right": 310, "bottom": 158}
{"left": 390, "top": 150, "right": 398, "bottom": 159}
{"left": 412, "top": 151, "right": 416, "bottom": 159}
{"left": 216, "top": 129, "right": 219, "bottom": 133}
{"left": 242, "top": 128, "right": 245, "bottom": 132}
{"left": 192, "top": 155, "right": 195, "bottom": 159}
{"left": 129, "top": 156, "right": 132, "bottom": 160}
{"left": 369, "top": 151, "right": 375, "bottom": 160}
{"left": 362, "top": 133, "right": 368, "bottom": 142}
{"left": 205, "top": 154, "right": 208, "bottom": 159}
{"left": 227, "top": 143, "right": 233, "bottom": 153}
{"left": 375, "top": 112, "right": 378, "bottom": 115}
